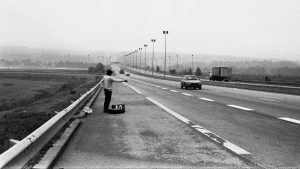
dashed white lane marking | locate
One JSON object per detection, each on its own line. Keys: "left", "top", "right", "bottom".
{"left": 170, "top": 90, "right": 179, "bottom": 93}
{"left": 259, "top": 98, "right": 280, "bottom": 103}
{"left": 278, "top": 117, "right": 300, "bottom": 125}
{"left": 162, "top": 87, "right": 168, "bottom": 90}
{"left": 128, "top": 85, "right": 142, "bottom": 94}
{"left": 227, "top": 105, "right": 254, "bottom": 111}
{"left": 182, "top": 93, "right": 193, "bottom": 96}
{"left": 146, "top": 97, "right": 251, "bottom": 155}
{"left": 200, "top": 97, "right": 215, "bottom": 102}
{"left": 155, "top": 86, "right": 160, "bottom": 88}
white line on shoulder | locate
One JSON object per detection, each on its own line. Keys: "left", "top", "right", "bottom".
{"left": 278, "top": 117, "right": 300, "bottom": 125}
{"left": 146, "top": 97, "right": 251, "bottom": 155}
{"left": 227, "top": 105, "right": 253, "bottom": 111}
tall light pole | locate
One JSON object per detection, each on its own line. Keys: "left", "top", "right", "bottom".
{"left": 139, "top": 48, "right": 142, "bottom": 72}
{"left": 176, "top": 55, "right": 179, "bottom": 72}
{"left": 135, "top": 50, "right": 138, "bottom": 71}
{"left": 132, "top": 52, "right": 134, "bottom": 68}
{"left": 168, "top": 55, "right": 170, "bottom": 72}
{"left": 144, "top": 44, "right": 148, "bottom": 74}
{"left": 151, "top": 39, "right": 156, "bottom": 76}
{"left": 192, "top": 54, "right": 194, "bottom": 75}
{"left": 163, "top": 30, "right": 168, "bottom": 79}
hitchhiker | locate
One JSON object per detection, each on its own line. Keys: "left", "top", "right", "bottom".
{"left": 100, "top": 69, "right": 127, "bottom": 113}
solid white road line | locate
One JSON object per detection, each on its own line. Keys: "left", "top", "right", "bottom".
{"left": 170, "top": 90, "right": 179, "bottom": 93}
{"left": 146, "top": 97, "right": 251, "bottom": 155}
{"left": 227, "top": 105, "right": 254, "bottom": 111}
{"left": 278, "top": 117, "right": 300, "bottom": 125}
{"left": 200, "top": 97, "right": 215, "bottom": 102}
{"left": 128, "top": 85, "right": 142, "bottom": 94}
{"left": 146, "top": 97, "right": 190, "bottom": 123}
{"left": 182, "top": 93, "right": 192, "bottom": 96}
{"left": 258, "top": 98, "right": 280, "bottom": 103}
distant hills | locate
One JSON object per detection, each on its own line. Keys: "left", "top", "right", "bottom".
{"left": 1, "top": 46, "right": 299, "bottom": 76}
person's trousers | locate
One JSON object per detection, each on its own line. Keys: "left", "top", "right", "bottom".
{"left": 104, "top": 89, "right": 112, "bottom": 112}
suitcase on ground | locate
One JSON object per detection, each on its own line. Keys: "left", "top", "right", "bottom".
{"left": 109, "top": 104, "right": 125, "bottom": 114}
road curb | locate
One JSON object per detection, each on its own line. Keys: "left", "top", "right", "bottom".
{"left": 33, "top": 119, "right": 81, "bottom": 169}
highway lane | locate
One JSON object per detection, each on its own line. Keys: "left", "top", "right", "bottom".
{"left": 122, "top": 74, "right": 300, "bottom": 168}
{"left": 126, "top": 73, "right": 300, "bottom": 122}
{"left": 54, "top": 82, "right": 250, "bottom": 168}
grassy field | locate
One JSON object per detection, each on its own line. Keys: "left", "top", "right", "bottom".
{"left": 232, "top": 74, "right": 300, "bottom": 87}
{"left": 0, "top": 70, "right": 101, "bottom": 154}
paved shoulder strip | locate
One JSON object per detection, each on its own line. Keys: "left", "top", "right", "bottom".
{"left": 146, "top": 97, "right": 251, "bottom": 156}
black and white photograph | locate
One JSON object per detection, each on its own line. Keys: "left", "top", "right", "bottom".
{"left": 0, "top": 0, "right": 299, "bottom": 168}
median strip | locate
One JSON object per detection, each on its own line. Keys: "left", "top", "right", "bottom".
{"left": 146, "top": 97, "right": 251, "bottom": 156}
{"left": 278, "top": 117, "right": 300, "bottom": 125}
{"left": 227, "top": 105, "right": 254, "bottom": 111}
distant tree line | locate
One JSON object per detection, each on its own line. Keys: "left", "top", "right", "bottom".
{"left": 88, "top": 63, "right": 105, "bottom": 73}
{"left": 0, "top": 59, "right": 95, "bottom": 68}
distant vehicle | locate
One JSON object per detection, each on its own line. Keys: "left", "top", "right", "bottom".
{"left": 181, "top": 75, "right": 202, "bottom": 90}
{"left": 209, "top": 67, "right": 232, "bottom": 81}
{"left": 126, "top": 73, "right": 130, "bottom": 76}
{"left": 119, "top": 68, "right": 124, "bottom": 74}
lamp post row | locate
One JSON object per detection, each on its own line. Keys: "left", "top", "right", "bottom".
{"left": 124, "top": 30, "right": 198, "bottom": 78}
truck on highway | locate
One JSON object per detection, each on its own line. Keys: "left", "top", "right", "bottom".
{"left": 209, "top": 67, "right": 232, "bottom": 81}
{"left": 119, "top": 68, "right": 125, "bottom": 74}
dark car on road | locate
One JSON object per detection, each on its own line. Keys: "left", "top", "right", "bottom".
{"left": 181, "top": 75, "right": 202, "bottom": 89}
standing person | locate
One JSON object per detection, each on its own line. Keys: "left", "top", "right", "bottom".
{"left": 100, "top": 69, "right": 127, "bottom": 113}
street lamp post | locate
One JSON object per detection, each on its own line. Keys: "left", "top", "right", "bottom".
{"left": 151, "top": 39, "right": 156, "bottom": 76}
{"left": 132, "top": 52, "right": 134, "bottom": 68}
{"left": 144, "top": 44, "right": 148, "bottom": 74}
{"left": 139, "top": 48, "right": 142, "bottom": 72}
{"left": 176, "top": 55, "right": 179, "bottom": 72}
{"left": 163, "top": 30, "right": 168, "bottom": 79}
{"left": 168, "top": 55, "right": 170, "bottom": 72}
{"left": 135, "top": 50, "right": 138, "bottom": 71}
{"left": 192, "top": 54, "right": 194, "bottom": 75}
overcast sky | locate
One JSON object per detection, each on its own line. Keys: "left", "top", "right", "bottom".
{"left": 0, "top": 0, "right": 300, "bottom": 60}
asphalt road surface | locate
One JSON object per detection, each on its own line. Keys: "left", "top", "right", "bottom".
{"left": 54, "top": 68, "right": 300, "bottom": 168}
{"left": 118, "top": 72, "right": 300, "bottom": 169}
{"left": 54, "top": 82, "right": 251, "bottom": 168}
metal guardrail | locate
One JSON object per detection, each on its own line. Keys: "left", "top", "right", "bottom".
{"left": 0, "top": 81, "right": 102, "bottom": 169}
